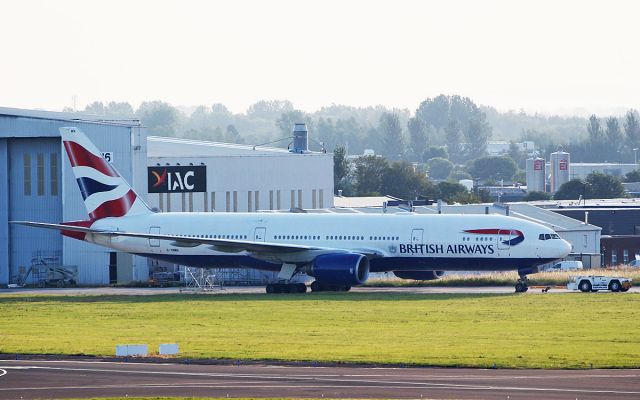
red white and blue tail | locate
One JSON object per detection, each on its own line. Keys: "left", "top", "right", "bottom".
{"left": 60, "top": 127, "right": 152, "bottom": 219}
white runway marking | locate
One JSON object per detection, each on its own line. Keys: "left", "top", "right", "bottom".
{"left": 0, "top": 369, "right": 6, "bottom": 377}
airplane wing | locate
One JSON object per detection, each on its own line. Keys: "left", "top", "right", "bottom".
{"left": 10, "top": 221, "right": 385, "bottom": 258}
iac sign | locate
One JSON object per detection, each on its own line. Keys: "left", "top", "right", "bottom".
{"left": 147, "top": 166, "right": 207, "bottom": 193}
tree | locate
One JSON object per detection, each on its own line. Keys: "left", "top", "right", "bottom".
{"left": 554, "top": 173, "right": 625, "bottom": 200}
{"left": 427, "top": 157, "right": 454, "bottom": 180}
{"left": 354, "top": 155, "right": 389, "bottom": 196}
{"left": 523, "top": 191, "right": 551, "bottom": 201}
{"left": 436, "top": 182, "right": 468, "bottom": 202}
{"left": 225, "top": 124, "right": 243, "bottom": 143}
{"left": 381, "top": 161, "right": 435, "bottom": 200}
{"left": 587, "top": 114, "right": 604, "bottom": 145}
{"left": 136, "top": 101, "right": 181, "bottom": 137}
{"left": 586, "top": 172, "right": 625, "bottom": 199}
{"left": 378, "top": 113, "right": 405, "bottom": 160}
{"left": 468, "top": 156, "right": 517, "bottom": 182}
{"left": 554, "top": 179, "right": 587, "bottom": 200}
{"left": 625, "top": 169, "right": 640, "bottom": 183}
{"left": 276, "top": 110, "right": 313, "bottom": 137}
{"left": 445, "top": 119, "right": 463, "bottom": 163}
{"left": 605, "top": 117, "right": 624, "bottom": 154}
{"left": 422, "top": 146, "right": 448, "bottom": 161}
{"left": 407, "top": 117, "right": 428, "bottom": 161}
{"left": 624, "top": 109, "right": 640, "bottom": 151}
{"left": 247, "top": 100, "right": 294, "bottom": 120}
{"left": 333, "top": 146, "right": 351, "bottom": 195}
{"left": 465, "top": 114, "right": 490, "bottom": 160}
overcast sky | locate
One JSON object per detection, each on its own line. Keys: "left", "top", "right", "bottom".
{"left": 2, "top": 0, "right": 639, "bottom": 116}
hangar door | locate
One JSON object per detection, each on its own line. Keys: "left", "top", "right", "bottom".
{"left": 8, "top": 138, "right": 62, "bottom": 282}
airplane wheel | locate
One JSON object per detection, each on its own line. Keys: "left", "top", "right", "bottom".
{"left": 310, "top": 281, "right": 322, "bottom": 292}
{"left": 295, "top": 283, "right": 307, "bottom": 293}
{"left": 342, "top": 285, "right": 351, "bottom": 292}
{"left": 266, "top": 284, "right": 275, "bottom": 294}
{"left": 515, "top": 282, "right": 526, "bottom": 293}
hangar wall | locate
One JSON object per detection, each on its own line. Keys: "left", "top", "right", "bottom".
{"left": 0, "top": 108, "right": 147, "bottom": 285}
{"left": 146, "top": 137, "right": 334, "bottom": 213}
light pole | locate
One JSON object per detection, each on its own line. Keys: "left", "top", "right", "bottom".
{"left": 634, "top": 148, "right": 638, "bottom": 165}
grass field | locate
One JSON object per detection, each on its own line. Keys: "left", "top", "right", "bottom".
{"left": 365, "top": 267, "right": 640, "bottom": 287}
{"left": 1, "top": 292, "right": 639, "bottom": 369}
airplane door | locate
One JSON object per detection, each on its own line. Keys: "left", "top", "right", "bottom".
{"left": 411, "top": 229, "right": 424, "bottom": 245}
{"left": 497, "top": 229, "right": 511, "bottom": 250}
{"left": 149, "top": 226, "right": 160, "bottom": 247}
{"left": 254, "top": 227, "right": 267, "bottom": 242}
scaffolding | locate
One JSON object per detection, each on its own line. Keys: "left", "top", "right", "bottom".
{"left": 180, "top": 267, "right": 223, "bottom": 292}
{"left": 12, "top": 251, "right": 78, "bottom": 287}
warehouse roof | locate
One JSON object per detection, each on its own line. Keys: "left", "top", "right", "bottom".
{"left": 0, "top": 106, "right": 141, "bottom": 126}
{"left": 147, "top": 136, "right": 329, "bottom": 158}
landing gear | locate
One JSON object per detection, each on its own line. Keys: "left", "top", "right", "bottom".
{"left": 515, "top": 276, "right": 529, "bottom": 293}
{"left": 310, "top": 281, "right": 351, "bottom": 292}
{"left": 265, "top": 282, "right": 307, "bottom": 294}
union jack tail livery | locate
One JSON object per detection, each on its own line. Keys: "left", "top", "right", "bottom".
{"left": 60, "top": 127, "right": 152, "bottom": 219}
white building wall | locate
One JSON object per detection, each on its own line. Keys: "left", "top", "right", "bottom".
{"left": 147, "top": 153, "right": 334, "bottom": 212}
{"left": 558, "top": 230, "right": 600, "bottom": 254}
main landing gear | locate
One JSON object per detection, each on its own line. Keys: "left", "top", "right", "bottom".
{"left": 265, "top": 282, "right": 307, "bottom": 294}
{"left": 515, "top": 275, "right": 529, "bottom": 293}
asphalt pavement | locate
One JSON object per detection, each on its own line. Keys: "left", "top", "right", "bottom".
{"left": 1, "top": 359, "right": 639, "bottom": 400}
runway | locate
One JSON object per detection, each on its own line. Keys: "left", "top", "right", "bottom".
{"left": 1, "top": 359, "right": 639, "bottom": 399}
{"left": 3, "top": 285, "right": 638, "bottom": 296}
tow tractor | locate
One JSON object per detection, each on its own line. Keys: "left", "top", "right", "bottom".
{"left": 567, "top": 275, "right": 632, "bottom": 292}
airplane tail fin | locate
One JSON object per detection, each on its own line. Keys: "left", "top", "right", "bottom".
{"left": 60, "top": 127, "right": 152, "bottom": 219}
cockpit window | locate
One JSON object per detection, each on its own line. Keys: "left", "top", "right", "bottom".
{"left": 539, "top": 233, "right": 562, "bottom": 240}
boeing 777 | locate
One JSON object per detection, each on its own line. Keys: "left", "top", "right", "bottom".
{"left": 12, "top": 127, "right": 571, "bottom": 293}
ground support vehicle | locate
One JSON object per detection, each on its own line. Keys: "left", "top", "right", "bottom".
{"left": 567, "top": 275, "right": 632, "bottom": 292}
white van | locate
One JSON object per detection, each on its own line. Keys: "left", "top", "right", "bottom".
{"left": 549, "top": 260, "right": 583, "bottom": 271}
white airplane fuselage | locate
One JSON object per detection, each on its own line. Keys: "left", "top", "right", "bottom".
{"left": 87, "top": 211, "right": 571, "bottom": 273}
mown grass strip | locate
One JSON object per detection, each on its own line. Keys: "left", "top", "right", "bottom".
{"left": 1, "top": 292, "right": 638, "bottom": 369}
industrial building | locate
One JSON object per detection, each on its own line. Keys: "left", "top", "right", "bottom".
{"left": 1, "top": 108, "right": 334, "bottom": 286}
{"left": 526, "top": 151, "right": 639, "bottom": 194}
{"left": 0, "top": 107, "right": 148, "bottom": 286}
{"left": 146, "top": 136, "right": 333, "bottom": 213}
{"left": 532, "top": 198, "right": 640, "bottom": 266}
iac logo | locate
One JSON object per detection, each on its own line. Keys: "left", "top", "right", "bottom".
{"left": 148, "top": 166, "right": 207, "bottom": 193}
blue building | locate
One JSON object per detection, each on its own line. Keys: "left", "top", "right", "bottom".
{"left": 0, "top": 107, "right": 148, "bottom": 285}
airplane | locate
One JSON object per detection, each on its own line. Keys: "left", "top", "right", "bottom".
{"left": 11, "top": 127, "right": 571, "bottom": 293}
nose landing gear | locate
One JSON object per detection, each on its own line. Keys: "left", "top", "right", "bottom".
{"left": 515, "top": 276, "right": 529, "bottom": 293}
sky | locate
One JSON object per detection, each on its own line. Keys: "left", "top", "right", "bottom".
{"left": 1, "top": 0, "right": 639, "bottom": 116}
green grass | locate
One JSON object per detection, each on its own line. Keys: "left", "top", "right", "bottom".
{"left": 365, "top": 267, "right": 640, "bottom": 287}
{"left": 1, "top": 292, "right": 639, "bottom": 369}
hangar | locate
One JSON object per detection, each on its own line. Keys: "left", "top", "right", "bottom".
{"left": 1, "top": 108, "right": 334, "bottom": 286}
{"left": 0, "top": 107, "right": 148, "bottom": 286}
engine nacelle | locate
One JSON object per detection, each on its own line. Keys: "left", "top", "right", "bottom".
{"left": 310, "top": 253, "right": 370, "bottom": 285}
{"left": 393, "top": 270, "right": 445, "bottom": 280}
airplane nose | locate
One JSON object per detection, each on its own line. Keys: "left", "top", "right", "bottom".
{"left": 560, "top": 239, "right": 572, "bottom": 257}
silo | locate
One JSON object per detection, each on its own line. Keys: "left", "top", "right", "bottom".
{"left": 291, "top": 123, "right": 309, "bottom": 153}
{"left": 550, "top": 151, "right": 570, "bottom": 192}
{"left": 525, "top": 157, "right": 546, "bottom": 192}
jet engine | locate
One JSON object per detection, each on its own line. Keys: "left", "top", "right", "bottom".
{"left": 392, "top": 270, "right": 445, "bottom": 280}
{"left": 308, "top": 253, "right": 370, "bottom": 286}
